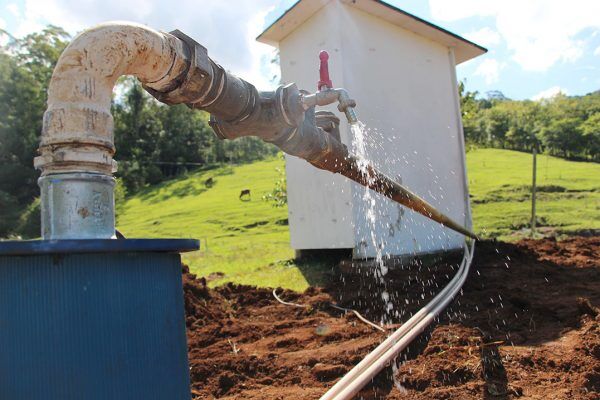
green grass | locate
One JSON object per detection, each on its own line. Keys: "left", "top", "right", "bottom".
{"left": 468, "top": 148, "right": 600, "bottom": 239}
{"left": 118, "top": 149, "right": 600, "bottom": 290}
{"left": 117, "top": 158, "right": 327, "bottom": 291}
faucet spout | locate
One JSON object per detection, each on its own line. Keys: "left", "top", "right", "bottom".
{"left": 301, "top": 51, "right": 359, "bottom": 124}
{"left": 343, "top": 106, "right": 358, "bottom": 124}
{"left": 300, "top": 88, "right": 358, "bottom": 124}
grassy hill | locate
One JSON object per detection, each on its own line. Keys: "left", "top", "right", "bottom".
{"left": 468, "top": 148, "right": 599, "bottom": 237}
{"left": 117, "top": 159, "right": 299, "bottom": 288}
{"left": 118, "top": 149, "right": 600, "bottom": 290}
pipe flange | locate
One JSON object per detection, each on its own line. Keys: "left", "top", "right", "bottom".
{"left": 145, "top": 29, "right": 213, "bottom": 105}
{"left": 276, "top": 84, "right": 304, "bottom": 128}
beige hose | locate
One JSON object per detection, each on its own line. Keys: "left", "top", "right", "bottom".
{"left": 320, "top": 240, "right": 475, "bottom": 400}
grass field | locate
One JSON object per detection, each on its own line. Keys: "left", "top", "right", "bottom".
{"left": 117, "top": 159, "right": 300, "bottom": 289}
{"left": 118, "top": 148, "right": 600, "bottom": 290}
{"left": 468, "top": 148, "right": 600, "bottom": 238}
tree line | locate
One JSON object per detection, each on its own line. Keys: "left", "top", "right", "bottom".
{"left": 459, "top": 83, "right": 600, "bottom": 160}
{"left": 0, "top": 27, "right": 276, "bottom": 237}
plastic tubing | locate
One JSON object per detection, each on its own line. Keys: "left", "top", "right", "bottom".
{"left": 320, "top": 240, "right": 475, "bottom": 400}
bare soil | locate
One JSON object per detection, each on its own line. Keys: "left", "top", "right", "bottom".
{"left": 184, "top": 236, "right": 600, "bottom": 399}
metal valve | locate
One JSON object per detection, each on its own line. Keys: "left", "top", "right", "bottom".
{"left": 318, "top": 50, "right": 333, "bottom": 90}
{"left": 302, "top": 50, "right": 358, "bottom": 124}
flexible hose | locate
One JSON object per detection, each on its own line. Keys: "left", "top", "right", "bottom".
{"left": 320, "top": 240, "right": 475, "bottom": 400}
{"left": 334, "top": 156, "right": 479, "bottom": 240}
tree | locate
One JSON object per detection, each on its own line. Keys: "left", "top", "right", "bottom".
{"left": 458, "top": 81, "right": 485, "bottom": 143}
{"left": 113, "top": 80, "right": 165, "bottom": 191}
{"left": 0, "top": 26, "right": 69, "bottom": 236}
{"left": 540, "top": 117, "right": 584, "bottom": 158}
{"left": 580, "top": 113, "right": 600, "bottom": 161}
{"left": 457, "top": 80, "right": 599, "bottom": 160}
{"left": 503, "top": 101, "right": 541, "bottom": 151}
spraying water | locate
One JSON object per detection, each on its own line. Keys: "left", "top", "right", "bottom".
{"left": 350, "top": 120, "right": 394, "bottom": 320}
{"left": 351, "top": 122, "right": 385, "bottom": 270}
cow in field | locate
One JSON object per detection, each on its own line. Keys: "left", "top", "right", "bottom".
{"left": 239, "top": 189, "right": 251, "bottom": 201}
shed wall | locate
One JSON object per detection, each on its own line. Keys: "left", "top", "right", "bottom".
{"left": 280, "top": 1, "right": 356, "bottom": 249}
{"left": 279, "top": 1, "right": 470, "bottom": 256}
{"left": 340, "top": 4, "right": 468, "bottom": 257}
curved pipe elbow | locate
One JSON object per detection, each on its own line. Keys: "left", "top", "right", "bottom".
{"left": 35, "top": 22, "right": 191, "bottom": 176}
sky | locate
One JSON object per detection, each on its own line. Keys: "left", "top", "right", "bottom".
{"left": 0, "top": 0, "right": 599, "bottom": 100}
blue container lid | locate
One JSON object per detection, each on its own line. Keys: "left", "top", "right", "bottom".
{"left": 0, "top": 239, "right": 199, "bottom": 256}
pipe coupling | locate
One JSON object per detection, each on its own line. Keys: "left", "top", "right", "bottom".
{"left": 143, "top": 30, "right": 212, "bottom": 105}
{"left": 208, "top": 83, "right": 305, "bottom": 141}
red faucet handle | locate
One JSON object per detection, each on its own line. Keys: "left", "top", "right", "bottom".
{"left": 318, "top": 50, "right": 333, "bottom": 90}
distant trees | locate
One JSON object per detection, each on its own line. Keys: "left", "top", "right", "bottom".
{"left": 459, "top": 84, "right": 600, "bottom": 161}
{"left": 112, "top": 79, "right": 277, "bottom": 193}
{"left": 580, "top": 113, "right": 600, "bottom": 159}
{"left": 0, "top": 26, "right": 69, "bottom": 236}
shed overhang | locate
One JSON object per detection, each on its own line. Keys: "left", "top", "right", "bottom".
{"left": 257, "top": 0, "right": 487, "bottom": 64}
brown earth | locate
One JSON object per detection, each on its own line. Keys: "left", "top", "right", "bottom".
{"left": 183, "top": 236, "right": 600, "bottom": 399}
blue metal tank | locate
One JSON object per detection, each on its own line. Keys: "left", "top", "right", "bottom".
{"left": 0, "top": 238, "right": 198, "bottom": 400}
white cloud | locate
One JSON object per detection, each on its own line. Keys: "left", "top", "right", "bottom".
{"left": 6, "top": 3, "right": 20, "bottom": 18}
{"left": 0, "top": 17, "right": 7, "bottom": 47}
{"left": 463, "top": 27, "right": 501, "bottom": 48}
{"left": 594, "top": 46, "right": 600, "bottom": 56}
{"left": 10, "top": 0, "right": 279, "bottom": 89}
{"left": 531, "top": 86, "right": 567, "bottom": 101}
{"left": 429, "top": 0, "right": 497, "bottom": 21}
{"left": 474, "top": 58, "right": 502, "bottom": 84}
{"left": 430, "top": 0, "right": 600, "bottom": 72}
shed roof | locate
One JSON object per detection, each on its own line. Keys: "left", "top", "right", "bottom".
{"left": 257, "top": 0, "right": 487, "bottom": 64}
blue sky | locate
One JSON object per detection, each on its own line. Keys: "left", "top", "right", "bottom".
{"left": 1, "top": 0, "right": 599, "bottom": 100}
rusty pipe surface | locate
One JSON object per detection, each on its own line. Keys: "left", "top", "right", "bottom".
{"left": 337, "top": 156, "right": 477, "bottom": 240}
{"left": 35, "top": 22, "right": 196, "bottom": 238}
{"left": 303, "top": 132, "right": 478, "bottom": 240}
{"left": 35, "top": 22, "right": 190, "bottom": 176}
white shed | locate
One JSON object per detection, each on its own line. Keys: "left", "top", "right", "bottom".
{"left": 258, "top": 0, "right": 486, "bottom": 258}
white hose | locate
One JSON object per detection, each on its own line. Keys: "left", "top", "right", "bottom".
{"left": 320, "top": 240, "right": 475, "bottom": 400}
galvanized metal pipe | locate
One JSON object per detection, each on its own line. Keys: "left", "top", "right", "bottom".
{"left": 35, "top": 22, "right": 192, "bottom": 238}
{"left": 37, "top": 21, "right": 476, "bottom": 241}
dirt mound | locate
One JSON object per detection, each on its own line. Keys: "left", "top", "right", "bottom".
{"left": 184, "top": 236, "right": 600, "bottom": 399}
{"left": 517, "top": 236, "right": 599, "bottom": 268}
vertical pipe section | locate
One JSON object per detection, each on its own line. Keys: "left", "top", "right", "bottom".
{"left": 35, "top": 22, "right": 191, "bottom": 239}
